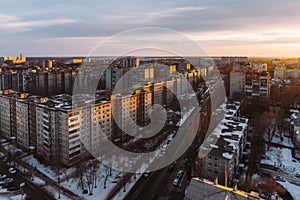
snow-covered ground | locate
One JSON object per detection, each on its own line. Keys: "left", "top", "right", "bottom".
{"left": 19, "top": 127, "right": 174, "bottom": 200}
{"left": 22, "top": 155, "right": 76, "bottom": 181}
{"left": 61, "top": 160, "right": 153, "bottom": 200}
{"left": 31, "top": 175, "right": 46, "bottom": 186}
{"left": 21, "top": 154, "right": 148, "bottom": 200}
{"left": 271, "top": 130, "right": 294, "bottom": 148}
{"left": 0, "top": 193, "right": 26, "bottom": 200}
{"left": 44, "top": 185, "right": 72, "bottom": 200}
{"left": 277, "top": 181, "right": 300, "bottom": 200}
{"left": 2, "top": 142, "right": 23, "bottom": 156}
{"left": 61, "top": 164, "right": 122, "bottom": 200}
{"left": 261, "top": 146, "right": 300, "bottom": 173}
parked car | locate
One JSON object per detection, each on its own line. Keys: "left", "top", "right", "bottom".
{"left": 177, "top": 170, "right": 184, "bottom": 178}
{"left": 0, "top": 174, "right": 7, "bottom": 181}
{"left": 172, "top": 178, "right": 180, "bottom": 186}
{"left": 4, "top": 178, "right": 13, "bottom": 184}
{"left": 0, "top": 151, "right": 5, "bottom": 159}
{"left": 274, "top": 176, "right": 286, "bottom": 182}
{"left": 143, "top": 171, "right": 151, "bottom": 178}
{"left": 296, "top": 173, "right": 300, "bottom": 178}
{"left": 8, "top": 167, "right": 16, "bottom": 175}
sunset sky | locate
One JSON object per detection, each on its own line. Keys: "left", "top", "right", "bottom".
{"left": 1, "top": 0, "right": 300, "bottom": 57}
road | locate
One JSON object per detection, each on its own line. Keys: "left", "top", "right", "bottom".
{"left": 124, "top": 129, "right": 198, "bottom": 200}
{"left": 260, "top": 167, "right": 300, "bottom": 186}
{"left": 0, "top": 142, "right": 81, "bottom": 200}
{"left": 124, "top": 90, "right": 210, "bottom": 200}
{"left": 124, "top": 156, "right": 189, "bottom": 200}
{"left": 0, "top": 157, "right": 53, "bottom": 200}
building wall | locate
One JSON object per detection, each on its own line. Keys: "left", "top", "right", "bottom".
{"left": 16, "top": 100, "right": 30, "bottom": 148}
{"left": 152, "top": 82, "right": 163, "bottom": 105}
{"left": 58, "top": 107, "right": 91, "bottom": 166}
{"left": 36, "top": 106, "right": 59, "bottom": 163}
{"left": 202, "top": 154, "right": 235, "bottom": 186}
{"left": 230, "top": 71, "right": 245, "bottom": 97}
{"left": 90, "top": 102, "right": 112, "bottom": 154}
{"left": 0, "top": 95, "right": 12, "bottom": 138}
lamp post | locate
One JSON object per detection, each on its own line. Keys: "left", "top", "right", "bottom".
{"left": 123, "top": 172, "right": 126, "bottom": 192}
{"left": 93, "top": 169, "right": 97, "bottom": 188}
{"left": 58, "top": 168, "right": 61, "bottom": 199}
{"left": 10, "top": 136, "right": 16, "bottom": 166}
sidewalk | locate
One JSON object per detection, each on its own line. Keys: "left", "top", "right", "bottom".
{"left": 15, "top": 158, "right": 82, "bottom": 200}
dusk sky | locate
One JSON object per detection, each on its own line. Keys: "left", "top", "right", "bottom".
{"left": 1, "top": 0, "right": 300, "bottom": 57}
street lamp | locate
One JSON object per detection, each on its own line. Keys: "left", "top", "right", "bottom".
{"left": 10, "top": 136, "right": 16, "bottom": 166}
{"left": 58, "top": 168, "right": 61, "bottom": 199}
{"left": 123, "top": 172, "right": 126, "bottom": 192}
{"left": 104, "top": 174, "right": 108, "bottom": 189}
{"left": 93, "top": 169, "right": 97, "bottom": 188}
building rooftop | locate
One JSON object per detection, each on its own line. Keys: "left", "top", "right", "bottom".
{"left": 184, "top": 178, "right": 262, "bottom": 200}
{"left": 199, "top": 101, "right": 248, "bottom": 160}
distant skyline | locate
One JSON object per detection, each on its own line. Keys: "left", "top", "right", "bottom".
{"left": 1, "top": 0, "right": 300, "bottom": 57}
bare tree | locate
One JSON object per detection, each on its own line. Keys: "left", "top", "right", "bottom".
{"left": 74, "top": 159, "right": 99, "bottom": 195}
{"left": 259, "top": 176, "right": 285, "bottom": 199}
{"left": 75, "top": 161, "right": 86, "bottom": 190}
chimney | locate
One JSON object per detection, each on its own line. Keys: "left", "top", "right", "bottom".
{"left": 214, "top": 177, "right": 218, "bottom": 185}
{"left": 3, "top": 89, "right": 13, "bottom": 95}
{"left": 20, "top": 93, "right": 29, "bottom": 99}
{"left": 39, "top": 97, "right": 48, "bottom": 103}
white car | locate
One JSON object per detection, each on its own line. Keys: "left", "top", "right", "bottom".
{"left": 0, "top": 174, "right": 7, "bottom": 180}
{"left": 8, "top": 167, "right": 16, "bottom": 174}
{"left": 173, "top": 178, "right": 180, "bottom": 186}
{"left": 0, "top": 152, "right": 5, "bottom": 159}
{"left": 143, "top": 172, "right": 151, "bottom": 178}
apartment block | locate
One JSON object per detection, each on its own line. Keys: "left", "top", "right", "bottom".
{"left": 90, "top": 101, "right": 112, "bottom": 154}
{"left": 36, "top": 102, "right": 60, "bottom": 163}
{"left": 0, "top": 71, "right": 24, "bottom": 92}
{"left": 58, "top": 106, "right": 91, "bottom": 166}
{"left": 111, "top": 93, "right": 138, "bottom": 140}
{"left": 199, "top": 102, "right": 249, "bottom": 186}
{"left": 274, "top": 66, "right": 300, "bottom": 80}
{"left": 24, "top": 71, "right": 77, "bottom": 96}
{"left": 245, "top": 70, "right": 270, "bottom": 101}
{"left": 0, "top": 90, "right": 13, "bottom": 138}
{"left": 151, "top": 82, "right": 164, "bottom": 105}
{"left": 0, "top": 54, "right": 26, "bottom": 65}
{"left": 230, "top": 70, "right": 245, "bottom": 98}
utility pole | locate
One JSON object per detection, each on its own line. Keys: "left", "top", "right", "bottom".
{"left": 225, "top": 161, "right": 228, "bottom": 187}
{"left": 58, "top": 168, "right": 61, "bottom": 199}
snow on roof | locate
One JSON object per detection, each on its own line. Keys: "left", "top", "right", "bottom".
{"left": 199, "top": 101, "right": 248, "bottom": 160}
{"left": 290, "top": 109, "right": 299, "bottom": 113}
{"left": 222, "top": 152, "right": 233, "bottom": 160}
{"left": 291, "top": 113, "right": 298, "bottom": 120}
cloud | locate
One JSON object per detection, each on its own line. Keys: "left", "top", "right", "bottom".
{"left": 146, "top": 6, "right": 206, "bottom": 19}
{"left": 0, "top": 0, "right": 300, "bottom": 56}
{"left": 0, "top": 14, "right": 77, "bottom": 32}
{"left": 0, "top": 14, "right": 19, "bottom": 23}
